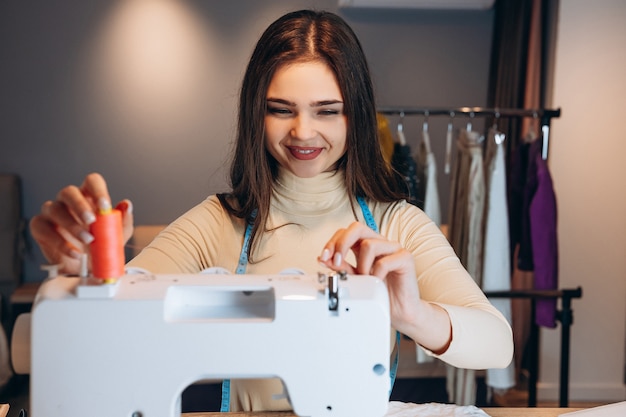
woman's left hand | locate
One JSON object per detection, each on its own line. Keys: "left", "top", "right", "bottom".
{"left": 319, "top": 222, "right": 452, "bottom": 354}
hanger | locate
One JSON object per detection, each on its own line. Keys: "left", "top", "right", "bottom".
{"left": 397, "top": 112, "right": 407, "bottom": 145}
{"left": 492, "top": 110, "right": 505, "bottom": 145}
{"left": 541, "top": 121, "right": 550, "bottom": 160}
{"left": 397, "top": 111, "right": 407, "bottom": 146}
{"left": 492, "top": 109, "right": 500, "bottom": 131}
{"left": 466, "top": 111, "right": 474, "bottom": 132}
{"left": 444, "top": 112, "right": 454, "bottom": 174}
{"left": 422, "top": 111, "right": 432, "bottom": 154}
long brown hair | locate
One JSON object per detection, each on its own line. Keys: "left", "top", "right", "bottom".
{"left": 218, "top": 9, "right": 407, "bottom": 260}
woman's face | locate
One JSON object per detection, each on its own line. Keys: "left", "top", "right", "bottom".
{"left": 265, "top": 61, "right": 347, "bottom": 178}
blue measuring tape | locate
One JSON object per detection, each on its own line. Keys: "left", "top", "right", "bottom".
{"left": 220, "top": 197, "right": 399, "bottom": 411}
{"left": 357, "top": 196, "right": 401, "bottom": 397}
{"left": 235, "top": 212, "right": 255, "bottom": 275}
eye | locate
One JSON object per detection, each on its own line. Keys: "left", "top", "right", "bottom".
{"left": 318, "top": 108, "right": 341, "bottom": 116}
{"left": 267, "top": 106, "right": 292, "bottom": 116}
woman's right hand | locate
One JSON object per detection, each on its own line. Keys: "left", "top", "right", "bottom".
{"left": 29, "top": 172, "right": 134, "bottom": 275}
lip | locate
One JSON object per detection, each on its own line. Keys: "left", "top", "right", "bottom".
{"left": 287, "top": 146, "right": 323, "bottom": 160}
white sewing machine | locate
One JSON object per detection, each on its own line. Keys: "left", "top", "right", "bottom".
{"left": 30, "top": 271, "right": 391, "bottom": 417}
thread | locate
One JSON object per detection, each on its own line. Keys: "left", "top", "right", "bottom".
{"left": 89, "top": 208, "right": 125, "bottom": 283}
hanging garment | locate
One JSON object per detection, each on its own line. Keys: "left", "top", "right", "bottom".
{"left": 508, "top": 140, "right": 530, "bottom": 270}
{"left": 509, "top": 137, "right": 558, "bottom": 328}
{"left": 528, "top": 137, "right": 558, "bottom": 328}
{"left": 510, "top": 131, "right": 539, "bottom": 272}
{"left": 482, "top": 128, "right": 515, "bottom": 391}
{"left": 445, "top": 366, "right": 476, "bottom": 407}
{"left": 447, "top": 129, "right": 485, "bottom": 286}
{"left": 418, "top": 128, "right": 442, "bottom": 226}
{"left": 445, "top": 129, "right": 486, "bottom": 406}
{"left": 391, "top": 132, "right": 422, "bottom": 208}
{"left": 507, "top": 138, "right": 534, "bottom": 381}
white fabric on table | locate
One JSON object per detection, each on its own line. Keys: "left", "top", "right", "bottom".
{"left": 385, "top": 401, "right": 492, "bottom": 416}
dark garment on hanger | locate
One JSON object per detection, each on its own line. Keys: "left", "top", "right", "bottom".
{"left": 509, "top": 138, "right": 558, "bottom": 328}
{"left": 509, "top": 141, "right": 533, "bottom": 271}
{"left": 391, "top": 143, "right": 422, "bottom": 208}
{"left": 529, "top": 138, "right": 558, "bottom": 328}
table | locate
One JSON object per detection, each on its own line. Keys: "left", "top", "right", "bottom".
{"left": 483, "top": 409, "right": 583, "bottom": 416}
{"left": 182, "top": 409, "right": 584, "bottom": 417}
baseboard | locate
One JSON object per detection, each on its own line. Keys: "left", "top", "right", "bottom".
{"left": 537, "top": 381, "right": 626, "bottom": 402}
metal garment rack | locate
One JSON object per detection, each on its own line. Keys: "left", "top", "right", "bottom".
{"left": 377, "top": 106, "right": 562, "bottom": 159}
{"left": 379, "top": 106, "right": 572, "bottom": 405}
{"left": 484, "top": 287, "right": 583, "bottom": 407}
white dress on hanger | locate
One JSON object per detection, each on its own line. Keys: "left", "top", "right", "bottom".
{"left": 420, "top": 129, "right": 442, "bottom": 227}
{"left": 482, "top": 128, "right": 516, "bottom": 391}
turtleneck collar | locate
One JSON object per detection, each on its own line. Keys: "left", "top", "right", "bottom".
{"left": 272, "top": 167, "right": 351, "bottom": 216}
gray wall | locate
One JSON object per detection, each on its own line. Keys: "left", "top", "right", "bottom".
{"left": 0, "top": 0, "right": 494, "bottom": 282}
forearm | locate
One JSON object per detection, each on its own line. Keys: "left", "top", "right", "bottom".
{"left": 395, "top": 301, "right": 453, "bottom": 355}
{"left": 428, "top": 303, "right": 513, "bottom": 370}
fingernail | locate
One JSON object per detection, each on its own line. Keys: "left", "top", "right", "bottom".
{"left": 333, "top": 252, "right": 342, "bottom": 268}
{"left": 98, "top": 197, "right": 112, "bottom": 213}
{"left": 116, "top": 200, "right": 132, "bottom": 214}
{"left": 82, "top": 211, "right": 96, "bottom": 225}
{"left": 42, "top": 201, "right": 52, "bottom": 216}
{"left": 69, "top": 249, "right": 83, "bottom": 259}
{"left": 79, "top": 230, "right": 94, "bottom": 244}
{"left": 320, "top": 248, "right": 331, "bottom": 262}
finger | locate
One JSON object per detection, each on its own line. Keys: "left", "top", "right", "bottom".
{"left": 55, "top": 172, "right": 111, "bottom": 226}
{"left": 320, "top": 227, "right": 346, "bottom": 259}
{"left": 56, "top": 184, "right": 98, "bottom": 226}
{"left": 318, "top": 253, "right": 357, "bottom": 274}
{"left": 353, "top": 237, "right": 403, "bottom": 276}
{"left": 30, "top": 214, "right": 84, "bottom": 265}
{"left": 115, "top": 199, "right": 134, "bottom": 244}
{"left": 81, "top": 172, "right": 112, "bottom": 212}
{"left": 42, "top": 200, "right": 95, "bottom": 246}
{"left": 332, "top": 222, "right": 380, "bottom": 254}
{"left": 320, "top": 222, "right": 377, "bottom": 263}
{"left": 369, "top": 248, "right": 415, "bottom": 281}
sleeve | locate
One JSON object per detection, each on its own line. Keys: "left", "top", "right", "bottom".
{"left": 126, "top": 195, "right": 243, "bottom": 274}
{"left": 378, "top": 201, "right": 513, "bottom": 370}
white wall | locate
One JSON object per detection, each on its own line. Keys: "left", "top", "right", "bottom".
{"left": 539, "top": 0, "right": 626, "bottom": 402}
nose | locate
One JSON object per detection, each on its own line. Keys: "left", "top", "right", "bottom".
{"left": 290, "top": 114, "right": 316, "bottom": 140}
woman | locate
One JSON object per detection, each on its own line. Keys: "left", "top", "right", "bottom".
{"left": 30, "top": 9, "right": 513, "bottom": 412}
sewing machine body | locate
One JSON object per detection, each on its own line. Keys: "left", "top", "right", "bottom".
{"left": 30, "top": 273, "right": 391, "bottom": 417}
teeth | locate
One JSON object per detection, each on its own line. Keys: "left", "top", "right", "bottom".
{"left": 296, "top": 149, "right": 315, "bottom": 154}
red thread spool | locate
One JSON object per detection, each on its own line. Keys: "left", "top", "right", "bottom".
{"left": 89, "top": 209, "right": 125, "bottom": 283}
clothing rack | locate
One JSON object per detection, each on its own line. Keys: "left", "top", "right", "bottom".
{"left": 483, "top": 287, "right": 582, "bottom": 408}
{"left": 377, "top": 106, "right": 562, "bottom": 160}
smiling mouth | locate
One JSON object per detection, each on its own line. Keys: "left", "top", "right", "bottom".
{"left": 288, "top": 146, "right": 322, "bottom": 160}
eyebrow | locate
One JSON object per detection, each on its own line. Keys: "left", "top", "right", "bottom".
{"left": 266, "top": 98, "right": 344, "bottom": 107}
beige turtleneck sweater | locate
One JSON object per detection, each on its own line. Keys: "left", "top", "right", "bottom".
{"left": 127, "top": 168, "right": 512, "bottom": 411}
